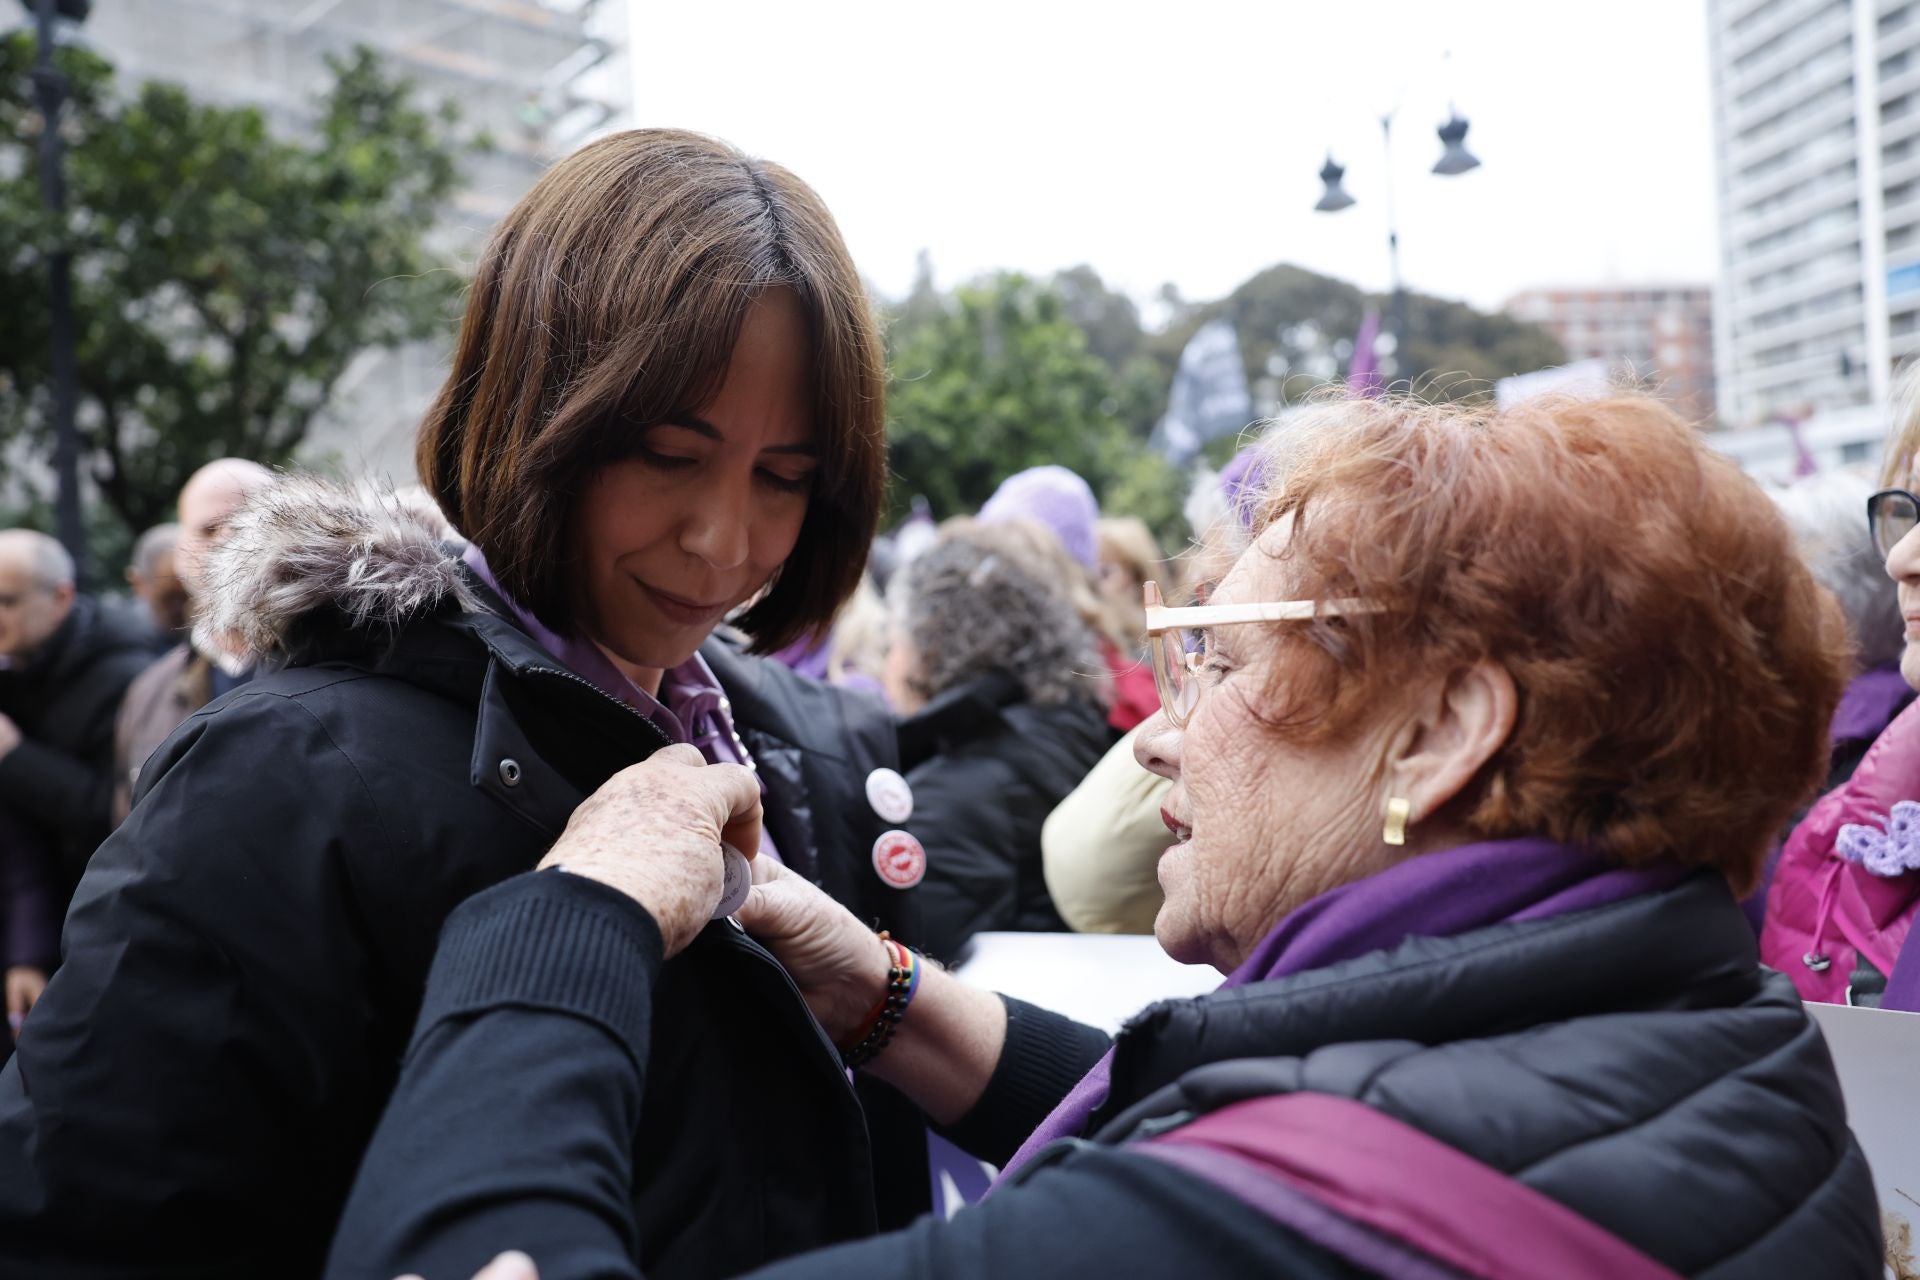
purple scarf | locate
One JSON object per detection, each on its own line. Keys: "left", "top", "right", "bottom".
{"left": 995, "top": 836, "right": 1688, "bottom": 1183}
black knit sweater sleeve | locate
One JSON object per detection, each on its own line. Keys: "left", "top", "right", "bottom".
{"left": 934, "top": 995, "right": 1113, "bottom": 1167}
{"left": 325, "top": 872, "right": 1353, "bottom": 1280}
{"left": 324, "top": 869, "right": 664, "bottom": 1280}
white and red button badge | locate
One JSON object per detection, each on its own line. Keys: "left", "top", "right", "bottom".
{"left": 865, "top": 768, "right": 924, "bottom": 890}
{"left": 872, "top": 829, "right": 926, "bottom": 890}
{"left": 865, "top": 767, "right": 914, "bottom": 824}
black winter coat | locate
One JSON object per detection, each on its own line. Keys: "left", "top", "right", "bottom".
{"left": 0, "top": 483, "right": 926, "bottom": 1280}
{"left": 328, "top": 863, "right": 1882, "bottom": 1279}
{"left": 1051, "top": 870, "right": 1882, "bottom": 1276}
{"left": 0, "top": 594, "right": 154, "bottom": 893}
{"left": 330, "top": 871, "right": 1357, "bottom": 1280}
{"left": 896, "top": 672, "right": 1110, "bottom": 959}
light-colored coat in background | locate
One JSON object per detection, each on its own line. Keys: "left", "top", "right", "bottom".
{"left": 1041, "top": 725, "right": 1172, "bottom": 934}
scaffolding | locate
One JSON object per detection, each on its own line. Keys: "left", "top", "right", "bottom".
{"left": 43, "top": 0, "right": 632, "bottom": 481}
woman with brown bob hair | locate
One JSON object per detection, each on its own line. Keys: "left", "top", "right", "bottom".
{"left": 0, "top": 130, "right": 932, "bottom": 1280}
{"left": 417, "top": 130, "right": 884, "bottom": 656}
{"left": 332, "top": 393, "right": 1878, "bottom": 1279}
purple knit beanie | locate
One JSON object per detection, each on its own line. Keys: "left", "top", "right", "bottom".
{"left": 1218, "top": 447, "right": 1266, "bottom": 530}
{"left": 979, "top": 465, "right": 1100, "bottom": 570}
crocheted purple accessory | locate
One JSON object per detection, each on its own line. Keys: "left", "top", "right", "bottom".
{"left": 1837, "top": 800, "right": 1920, "bottom": 877}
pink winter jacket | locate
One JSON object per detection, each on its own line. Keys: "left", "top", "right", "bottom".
{"left": 1762, "top": 696, "right": 1920, "bottom": 1006}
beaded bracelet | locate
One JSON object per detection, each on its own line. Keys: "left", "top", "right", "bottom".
{"left": 841, "top": 931, "right": 920, "bottom": 1070}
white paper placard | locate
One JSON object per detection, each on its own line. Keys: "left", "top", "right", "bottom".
{"left": 957, "top": 935, "right": 1920, "bottom": 1272}
{"left": 1807, "top": 1001, "right": 1920, "bottom": 1274}
{"left": 954, "top": 931, "right": 1221, "bottom": 1034}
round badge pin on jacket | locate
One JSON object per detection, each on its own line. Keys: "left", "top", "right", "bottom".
{"left": 865, "top": 767, "right": 914, "bottom": 824}
{"left": 871, "top": 829, "right": 926, "bottom": 890}
{"left": 711, "top": 843, "right": 753, "bottom": 918}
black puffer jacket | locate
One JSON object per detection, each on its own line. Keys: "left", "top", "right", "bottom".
{"left": 1045, "top": 871, "right": 1880, "bottom": 1277}
{"left": 896, "top": 672, "right": 1110, "bottom": 959}
{"left": 0, "top": 480, "right": 925, "bottom": 1280}
{"left": 325, "top": 862, "right": 1882, "bottom": 1279}
{"left": 0, "top": 594, "right": 155, "bottom": 893}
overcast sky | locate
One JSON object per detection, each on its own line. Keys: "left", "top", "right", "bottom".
{"left": 626, "top": 1, "right": 1717, "bottom": 316}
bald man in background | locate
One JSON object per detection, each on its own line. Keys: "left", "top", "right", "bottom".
{"left": 125, "top": 523, "right": 188, "bottom": 645}
{"left": 0, "top": 531, "right": 155, "bottom": 980}
{"left": 112, "top": 459, "right": 275, "bottom": 826}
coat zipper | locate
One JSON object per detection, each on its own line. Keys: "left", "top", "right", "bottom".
{"left": 523, "top": 659, "right": 852, "bottom": 1093}
{"left": 522, "top": 661, "right": 672, "bottom": 753}
{"left": 720, "top": 919, "right": 861, "bottom": 1100}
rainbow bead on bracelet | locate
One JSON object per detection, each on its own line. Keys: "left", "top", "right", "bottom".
{"left": 841, "top": 932, "right": 919, "bottom": 1070}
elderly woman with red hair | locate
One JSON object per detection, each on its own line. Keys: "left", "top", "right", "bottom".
{"left": 332, "top": 395, "right": 1880, "bottom": 1280}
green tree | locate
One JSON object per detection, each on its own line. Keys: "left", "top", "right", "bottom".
{"left": 1052, "top": 263, "right": 1145, "bottom": 372}
{"left": 0, "top": 35, "right": 476, "bottom": 543}
{"left": 887, "top": 249, "right": 947, "bottom": 356}
{"left": 1050, "top": 264, "right": 1174, "bottom": 441}
{"left": 1144, "top": 263, "right": 1566, "bottom": 409}
{"left": 887, "top": 271, "right": 1185, "bottom": 538}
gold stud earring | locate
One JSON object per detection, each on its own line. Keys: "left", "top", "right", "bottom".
{"left": 1383, "top": 797, "right": 1411, "bottom": 847}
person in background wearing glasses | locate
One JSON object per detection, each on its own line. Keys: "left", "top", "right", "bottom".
{"left": 1743, "top": 469, "right": 1915, "bottom": 938}
{"left": 1760, "top": 448, "right": 1920, "bottom": 1012}
{"left": 330, "top": 393, "right": 1879, "bottom": 1280}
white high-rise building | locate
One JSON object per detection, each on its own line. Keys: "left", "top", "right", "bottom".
{"left": 1705, "top": 0, "right": 1920, "bottom": 430}
{"left": 37, "top": 0, "right": 629, "bottom": 481}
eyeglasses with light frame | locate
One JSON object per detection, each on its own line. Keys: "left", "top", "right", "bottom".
{"left": 1141, "top": 580, "right": 1386, "bottom": 728}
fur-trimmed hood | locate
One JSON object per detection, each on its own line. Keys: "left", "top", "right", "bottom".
{"left": 193, "top": 474, "right": 477, "bottom": 674}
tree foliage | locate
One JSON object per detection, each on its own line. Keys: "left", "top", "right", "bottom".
{"left": 880, "top": 258, "right": 1565, "bottom": 552}
{"left": 1144, "top": 263, "right": 1567, "bottom": 410}
{"left": 1052, "top": 263, "right": 1146, "bottom": 373}
{"left": 1049, "top": 263, "right": 1177, "bottom": 443}
{"left": 0, "top": 34, "right": 474, "bottom": 546}
{"left": 886, "top": 272, "right": 1187, "bottom": 539}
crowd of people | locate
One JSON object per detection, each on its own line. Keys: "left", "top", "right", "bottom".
{"left": 0, "top": 127, "right": 1911, "bottom": 1278}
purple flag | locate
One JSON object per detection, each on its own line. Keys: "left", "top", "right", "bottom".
{"left": 1348, "top": 310, "right": 1383, "bottom": 398}
{"left": 1781, "top": 412, "right": 1820, "bottom": 478}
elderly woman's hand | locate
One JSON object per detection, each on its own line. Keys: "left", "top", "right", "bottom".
{"left": 738, "top": 860, "right": 1008, "bottom": 1124}
{"left": 536, "top": 744, "right": 762, "bottom": 958}
{"left": 736, "top": 860, "right": 890, "bottom": 1045}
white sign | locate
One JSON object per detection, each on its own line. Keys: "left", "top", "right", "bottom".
{"left": 955, "top": 931, "right": 1220, "bottom": 1033}
{"left": 1806, "top": 1001, "right": 1920, "bottom": 1275}
{"left": 1494, "top": 358, "right": 1613, "bottom": 409}
{"left": 958, "top": 935, "right": 1917, "bottom": 1276}
{"left": 1152, "top": 320, "right": 1255, "bottom": 468}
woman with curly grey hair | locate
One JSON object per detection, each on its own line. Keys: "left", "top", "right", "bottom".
{"left": 882, "top": 525, "right": 1111, "bottom": 957}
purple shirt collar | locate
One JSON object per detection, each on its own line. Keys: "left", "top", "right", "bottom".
{"left": 771, "top": 632, "right": 832, "bottom": 682}
{"left": 461, "top": 543, "right": 698, "bottom": 733}
{"left": 460, "top": 543, "right": 759, "bottom": 759}
{"left": 459, "top": 543, "right": 778, "bottom": 862}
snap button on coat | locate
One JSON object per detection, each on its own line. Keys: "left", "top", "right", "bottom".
{"left": 498, "top": 758, "right": 523, "bottom": 787}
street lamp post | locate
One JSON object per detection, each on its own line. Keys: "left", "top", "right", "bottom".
{"left": 1316, "top": 104, "right": 1481, "bottom": 361}
{"left": 1378, "top": 112, "right": 1407, "bottom": 346}
{"left": 30, "top": 0, "right": 90, "bottom": 585}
